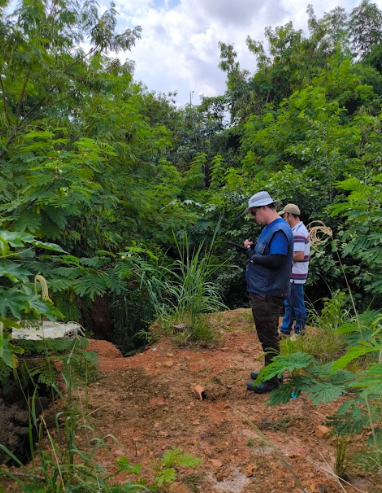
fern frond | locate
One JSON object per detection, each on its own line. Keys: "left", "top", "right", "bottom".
{"left": 350, "top": 363, "right": 382, "bottom": 396}
{"left": 308, "top": 382, "right": 347, "bottom": 405}
{"left": 173, "top": 452, "right": 202, "bottom": 468}
{"left": 44, "top": 206, "right": 68, "bottom": 230}
{"left": 266, "top": 381, "right": 303, "bottom": 406}
{"left": 113, "top": 261, "right": 133, "bottom": 280}
{"left": 327, "top": 399, "right": 369, "bottom": 435}
{"left": 156, "top": 468, "right": 176, "bottom": 486}
{"left": 12, "top": 211, "right": 42, "bottom": 233}
{"left": 116, "top": 456, "right": 141, "bottom": 475}
{"left": 47, "top": 277, "right": 74, "bottom": 293}
{"left": 335, "top": 177, "right": 366, "bottom": 192}
{"left": 78, "top": 257, "right": 110, "bottom": 268}
{"left": 159, "top": 447, "right": 201, "bottom": 468}
{"left": 343, "top": 233, "right": 382, "bottom": 257}
{"left": 53, "top": 267, "right": 81, "bottom": 278}
{"left": 107, "top": 276, "right": 127, "bottom": 296}
{"left": 161, "top": 448, "right": 183, "bottom": 467}
{"left": 258, "top": 352, "right": 317, "bottom": 382}
{"left": 73, "top": 271, "right": 110, "bottom": 300}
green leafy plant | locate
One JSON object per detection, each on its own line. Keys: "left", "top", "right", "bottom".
{"left": 330, "top": 174, "right": 382, "bottom": 300}
{"left": 0, "top": 230, "right": 64, "bottom": 369}
{"left": 147, "top": 233, "right": 227, "bottom": 345}
{"left": 260, "top": 303, "right": 382, "bottom": 476}
{"left": 151, "top": 448, "right": 202, "bottom": 491}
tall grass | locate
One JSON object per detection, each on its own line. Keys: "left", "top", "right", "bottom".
{"left": 143, "top": 233, "right": 227, "bottom": 345}
{"left": 281, "top": 290, "right": 349, "bottom": 363}
{"left": 334, "top": 435, "right": 350, "bottom": 479}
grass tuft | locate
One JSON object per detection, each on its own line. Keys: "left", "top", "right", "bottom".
{"left": 146, "top": 232, "right": 227, "bottom": 345}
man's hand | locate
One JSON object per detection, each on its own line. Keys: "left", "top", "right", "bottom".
{"left": 225, "top": 241, "right": 248, "bottom": 253}
{"left": 293, "top": 251, "right": 305, "bottom": 262}
{"left": 244, "top": 239, "right": 253, "bottom": 249}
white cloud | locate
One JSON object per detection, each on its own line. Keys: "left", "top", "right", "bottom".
{"left": 108, "top": 0, "right": 382, "bottom": 106}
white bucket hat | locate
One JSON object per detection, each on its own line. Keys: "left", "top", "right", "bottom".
{"left": 244, "top": 191, "right": 281, "bottom": 214}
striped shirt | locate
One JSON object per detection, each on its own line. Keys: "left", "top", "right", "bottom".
{"left": 291, "top": 221, "right": 310, "bottom": 284}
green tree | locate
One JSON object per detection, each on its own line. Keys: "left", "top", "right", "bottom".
{"left": 0, "top": 0, "right": 142, "bottom": 160}
{"left": 0, "top": 0, "right": 190, "bottom": 349}
{"left": 349, "top": 0, "right": 382, "bottom": 59}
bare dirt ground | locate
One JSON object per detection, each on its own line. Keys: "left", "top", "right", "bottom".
{"left": 1, "top": 308, "right": 379, "bottom": 493}
{"left": 82, "top": 308, "right": 378, "bottom": 493}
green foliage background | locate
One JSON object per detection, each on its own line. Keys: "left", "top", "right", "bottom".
{"left": 1, "top": 0, "right": 382, "bottom": 486}
{"left": 1, "top": 0, "right": 382, "bottom": 351}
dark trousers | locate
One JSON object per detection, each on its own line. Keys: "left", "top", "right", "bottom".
{"left": 249, "top": 293, "right": 284, "bottom": 366}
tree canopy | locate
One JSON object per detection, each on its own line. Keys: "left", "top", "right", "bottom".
{"left": 1, "top": 0, "right": 382, "bottom": 349}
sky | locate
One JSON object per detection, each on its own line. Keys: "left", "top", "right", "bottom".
{"left": 106, "top": 0, "right": 368, "bottom": 106}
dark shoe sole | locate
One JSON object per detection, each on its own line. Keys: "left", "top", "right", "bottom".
{"left": 246, "top": 380, "right": 279, "bottom": 393}
{"left": 253, "top": 383, "right": 279, "bottom": 394}
{"left": 250, "top": 371, "right": 283, "bottom": 383}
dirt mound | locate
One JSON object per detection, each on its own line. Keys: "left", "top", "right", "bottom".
{"left": 1, "top": 309, "right": 375, "bottom": 492}
{"left": 87, "top": 339, "right": 124, "bottom": 359}
{"left": 80, "top": 309, "right": 374, "bottom": 493}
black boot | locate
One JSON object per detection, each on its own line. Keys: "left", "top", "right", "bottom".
{"left": 247, "top": 376, "right": 279, "bottom": 394}
{"left": 250, "top": 370, "right": 283, "bottom": 383}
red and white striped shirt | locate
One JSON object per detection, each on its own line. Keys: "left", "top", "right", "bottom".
{"left": 291, "top": 222, "right": 310, "bottom": 284}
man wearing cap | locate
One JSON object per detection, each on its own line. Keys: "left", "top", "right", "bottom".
{"left": 278, "top": 204, "right": 310, "bottom": 336}
{"left": 243, "top": 191, "right": 293, "bottom": 393}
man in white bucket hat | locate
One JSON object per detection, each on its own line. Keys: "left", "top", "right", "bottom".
{"left": 243, "top": 191, "right": 293, "bottom": 393}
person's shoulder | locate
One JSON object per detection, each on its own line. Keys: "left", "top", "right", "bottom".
{"left": 274, "top": 218, "right": 289, "bottom": 227}
{"left": 276, "top": 221, "right": 293, "bottom": 240}
{"left": 267, "top": 218, "right": 285, "bottom": 231}
{"left": 299, "top": 222, "right": 309, "bottom": 236}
